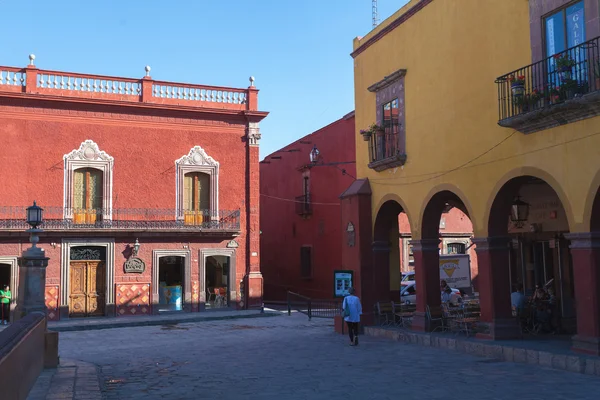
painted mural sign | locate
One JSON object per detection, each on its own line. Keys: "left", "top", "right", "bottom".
{"left": 439, "top": 254, "right": 471, "bottom": 289}
{"left": 333, "top": 270, "right": 354, "bottom": 298}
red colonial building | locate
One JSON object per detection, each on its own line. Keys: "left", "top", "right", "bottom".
{"left": 0, "top": 56, "right": 266, "bottom": 320}
{"left": 260, "top": 112, "right": 356, "bottom": 300}
{"left": 260, "top": 112, "right": 478, "bottom": 301}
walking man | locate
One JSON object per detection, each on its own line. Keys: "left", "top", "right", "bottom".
{"left": 342, "top": 287, "right": 362, "bottom": 346}
{"left": 0, "top": 285, "right": 11, "bottom": 325}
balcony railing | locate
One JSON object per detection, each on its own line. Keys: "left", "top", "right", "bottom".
{"left": 295, "top": 195, "right": 312, "bottom": 217}
{"left": 0, "top": 206, "right": 240, "bottom": 231}
{"left": 496, "top": 36, "right": 600, "bottom": 133}
{"left": 366, "top": 129, "right": 407, "bottom": 171}
{"left": 0, "top": 63, "right": 257, "bottom": 111}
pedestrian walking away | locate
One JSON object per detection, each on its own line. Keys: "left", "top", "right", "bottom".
{"left": 342, "top": 287, "right": 362, "bottom": 346}
{"left": 0, "top": 285, "right": 11, "bottom": 325}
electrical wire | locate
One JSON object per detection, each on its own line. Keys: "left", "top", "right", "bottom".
{"left": 260, "top": 193, "right": 340, "bottom": 206}
{"left": 370, "top": 128, "right": 600, "bottom": 186}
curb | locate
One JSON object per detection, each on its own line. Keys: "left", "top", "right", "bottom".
{"left": 49, "top": 312, "right": 282, "bottom": 332}
{"left": 364, "top": 326, "right": 600, "bottom": 377}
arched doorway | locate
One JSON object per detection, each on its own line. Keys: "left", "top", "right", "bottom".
{"left": 372, "top": 200, "right": 411, "bottom": 310}
{"left": 414, "top": 190, "right": 474, "bottom": 331}
{"left": 487, "top": 176, "right": 573, "bottom": 338}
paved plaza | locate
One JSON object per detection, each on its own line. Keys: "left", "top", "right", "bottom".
{"left": 28, "top": 312, "right": 600, "bottom": 400}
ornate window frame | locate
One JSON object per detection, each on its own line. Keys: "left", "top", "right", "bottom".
{"left": 63, "top": 140, "right": 114, "bottom": 220}
{"left": 175, "top": 146, "right": 219, "bottom": 220}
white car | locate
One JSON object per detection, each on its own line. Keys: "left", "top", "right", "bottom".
{"left": 401, "top": 272, "right": 415, "bottom": 286}
{"left": 400, "top": 282, "right": 461, "bottom": 305}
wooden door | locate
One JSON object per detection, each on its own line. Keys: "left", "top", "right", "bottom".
{"left": 69, "top": 261, "right": 106, "bottom": 317}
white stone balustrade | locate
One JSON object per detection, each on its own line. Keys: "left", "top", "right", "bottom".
{"left": 152, "top": 83, "right": 247, "bottom": 104}
{"left": 0, "top": 69, "right": 26, "bottom": 86}
{"left": 37, "top": 73, "right": 141, "bottom": 95}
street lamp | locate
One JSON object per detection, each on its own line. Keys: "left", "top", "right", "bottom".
{"left": 309, "top": 145, "right": 320, "bottom": 164}
{"left": 510, "top": 196, "right": 530, "bottom": 228}
{"left": 26, "top": 201, "right": 43, "bottom": 229}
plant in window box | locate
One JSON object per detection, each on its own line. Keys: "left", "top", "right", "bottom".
{"left": 359, "top": 123, "right": 384, "bottom": 141}
{"left": 508, "top": 74, "right": 525, "bottom": 97}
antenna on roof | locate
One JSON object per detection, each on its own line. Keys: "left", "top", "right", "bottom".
{"left": 372, "top": 0, "right": 380, "bottom": 28}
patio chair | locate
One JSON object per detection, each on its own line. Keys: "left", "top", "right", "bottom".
{"left": 426, "top": 304, "right": 448, "bottom": 333}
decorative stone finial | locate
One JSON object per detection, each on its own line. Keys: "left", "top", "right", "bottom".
{"left": 249, "top": 76, "right": 255, "bottom": 87}
{"left": 145, "top": 65, "right": 151, "bottom": 77}
{"left": 29, "top": 54, "right": 36, "bottom": 66}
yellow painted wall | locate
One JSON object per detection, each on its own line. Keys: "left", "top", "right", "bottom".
{"left": 353, "top": 0, "right": 600, "bottom": 238}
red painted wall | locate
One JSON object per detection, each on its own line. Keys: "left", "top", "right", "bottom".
{"left": 260, "top": 112, "right": 356, "bottom": 300}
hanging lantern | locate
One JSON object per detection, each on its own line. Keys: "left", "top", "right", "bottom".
{"left": 510, "top": 196, "right": 530, "bottom": 226}
{"left": 309, "top": 145, "right": 320, "bottom": 164}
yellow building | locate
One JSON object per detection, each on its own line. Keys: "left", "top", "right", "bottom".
{"left": 341, "top": 0, "right": 600, "bottom": 355}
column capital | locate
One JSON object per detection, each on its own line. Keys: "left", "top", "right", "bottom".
{"left": 246, "top": 121, "right": 261, "bottom": 146}
{"left": 564, "top": 232, "right": 600, "bottom": 249}
{"left": 472, "top": 236, "right": 511, "bottom": 252}
{"left": 410, "top": 239, "right": 440, "bottom": 252}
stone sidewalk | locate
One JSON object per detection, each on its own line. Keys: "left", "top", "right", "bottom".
{"left": 27, "top": 359, "right": 102, "bottom": 400}
{"left": 47, "top": 309, "right": 279, "bottom": 332}
{"left": 365, "top": 325, "right": 600, "bottom": 377}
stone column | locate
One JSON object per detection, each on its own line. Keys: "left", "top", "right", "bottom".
{"left": 17, "top": 230, "right": 49, "bottom": 318}
{"left": 411, "top": 239, "right": 442, "bottom": 332}
{"left": 244, "top": 110, "right": 263, "bottom": 309}
{"left": 565, "top": 232, "right": 600, "bottom": 355}
{"left": 473, "top": 236, "right": 520, "bottom": 339}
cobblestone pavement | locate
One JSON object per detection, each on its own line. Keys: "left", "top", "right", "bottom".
{"left": 29, "top": 313, "right": 600, "bottom": 400}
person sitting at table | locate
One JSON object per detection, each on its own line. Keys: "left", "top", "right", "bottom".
{"left": 441, "top": 282, "right": 460, "bottom": 306}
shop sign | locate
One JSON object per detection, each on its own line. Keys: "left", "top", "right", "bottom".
{"left": 333, "top": 270, "right": 354, "bottom": 298}
{"left": 124, "top": 257, "right": 146, "bottom": 273}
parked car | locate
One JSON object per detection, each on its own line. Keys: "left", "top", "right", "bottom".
{"left": 401, "top": 272, "right": 415, "bottom": 286}
{"left": 400, "top": 282, "right": 461, "bottom": 305}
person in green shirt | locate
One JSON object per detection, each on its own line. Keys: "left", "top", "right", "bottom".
{"left": 0, "top": 285, "right": 11, "bottom": 325}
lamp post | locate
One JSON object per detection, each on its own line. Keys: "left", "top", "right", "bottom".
{"left": 17, "top": 201, "right": 50, "bottom": 318}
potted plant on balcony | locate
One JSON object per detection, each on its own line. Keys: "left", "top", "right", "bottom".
{"left": 508, "top": 74, "right": 526, "bottom": 97}
{"left": 554, "top": 53, "right": 576, "bottom": 79}
{"left": 360, "top": 123, "right": 384, "bottom": 141}
{"left": 528, "top": 89, "right": 543, "bottom": 110}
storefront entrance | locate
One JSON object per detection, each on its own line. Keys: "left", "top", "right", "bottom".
{"left": 206, "top": 255, "right": 230, "bottom": 308}
{"left": 158, "top": 256, "right": 185, "bottom": 312}
{"left": 0, "top": 263, "right": 10, "bottom": 291}
{"left": 69, "top": 261, "right": 106, "bottom": 317}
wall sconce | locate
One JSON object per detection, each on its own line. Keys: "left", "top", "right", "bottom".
{"left": 132, "top": 238, "right": 140, "bottom": 257}
{"left": 50, "top": 242, "right": 57, "bottom": 249}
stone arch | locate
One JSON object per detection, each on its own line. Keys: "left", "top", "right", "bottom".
{"left": 485, "top": 167, "right": 574, "bottom": 236}
{"left": 583, "top": 168, "right": 600, "bottom": 231}
{"left": 373, "top": 192, "right": 414, "bottom": 237}
{"left": 419, "top": 183, "right": 476, "bottom": 239}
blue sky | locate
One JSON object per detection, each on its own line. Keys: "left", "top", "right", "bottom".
{"left": 0, "top": 0, "right": 408, "bottom": 159}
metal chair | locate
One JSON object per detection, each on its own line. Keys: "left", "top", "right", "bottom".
{"left": 426, "top": 304, "right": 449, "bottom": 333}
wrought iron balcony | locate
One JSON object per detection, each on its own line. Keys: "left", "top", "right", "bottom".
{"left": 295, "top": 195, "right": 312, "bottom": 217}
{"left": 0, "top": 206, "right": 241, "bottom": 232}
{"left": 366, "top": 129, "right": 407, "bottom": 171}
{"left": 496, "top": 36, "right": 600, "bottom": 134}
